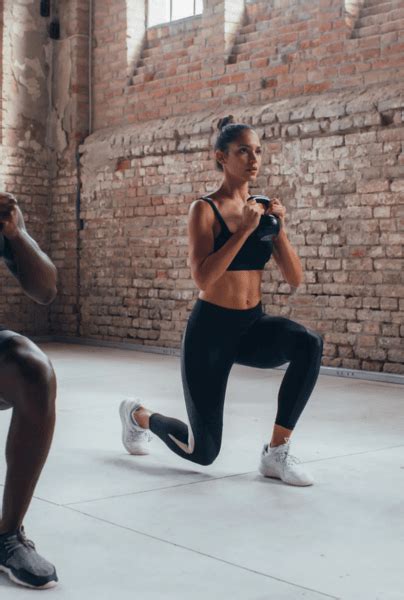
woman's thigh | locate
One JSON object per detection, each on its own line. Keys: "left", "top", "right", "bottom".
{"left": 235, "top": 313, "right": 309, "bottom": 369}
{"left": 181, "top": 320, "right": 236, "bottom": 434}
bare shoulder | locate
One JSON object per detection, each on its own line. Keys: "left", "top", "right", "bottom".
{"left": 189, "top": 199, "right": 214, "bottom": 223}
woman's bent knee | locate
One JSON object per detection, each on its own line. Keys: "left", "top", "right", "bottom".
{"left": 295, "top": 329, "right": 323, "bottom": 359}
{"left": 193, "top": 444, "right": 220, "bottom": 466}
{"left": 307, "top": 330, "right": 323, "bottom": 356}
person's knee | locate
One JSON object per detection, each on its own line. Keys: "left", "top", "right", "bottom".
{"left": 298, "top": 329, "right": 323, "bottom": 359}
{"left": 196, "top": 450, "right": 219, "bottom": 466}
{"left": 292, "top": 327, "right": 323, "bottom": 361}
{"left": 307, "top": 330, "right": 323, "bottom": 355}
{"left": 194, "top": 442, "right": 220, "bottom": 466}
{"left": 6, "top": 336, "right": 56, "bottom": 417}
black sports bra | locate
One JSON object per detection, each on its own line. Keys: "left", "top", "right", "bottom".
{"left": 201, "top": 197, "right": 273, "bottom": 271}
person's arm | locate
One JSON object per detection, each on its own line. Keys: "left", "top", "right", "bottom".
{"left": 268, "top": 198, "right": 303, "bottom": 290}
{"left": 188, "top": 199, "right": 262, "bottom": 291}
{"left": 0, "top": 193, "right": 57, "bottom": 305}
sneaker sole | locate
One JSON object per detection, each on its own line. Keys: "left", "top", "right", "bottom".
{"left": 119, "top": 401, "right": 150, "bottom": 456}
{"left": 0, "top": 565, "right": 58, "bottom": 589}
{"left": 259, "top": 465, "right": 314, "bottom": 487}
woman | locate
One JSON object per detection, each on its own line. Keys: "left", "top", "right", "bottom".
{"left": 119, "top": 116, "right": 323, "bottom": 486}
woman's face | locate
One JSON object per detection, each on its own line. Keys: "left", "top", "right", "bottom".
{"left": 217, "top": 129, "right": 262, "bottom": 182}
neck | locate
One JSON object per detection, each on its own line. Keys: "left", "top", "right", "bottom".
{"left": 219, "top": 178, "right": 250, "bottom": 202}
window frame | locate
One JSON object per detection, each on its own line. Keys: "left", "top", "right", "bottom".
{"left": 148, "top": 0, "right": 202, "bottom": 28}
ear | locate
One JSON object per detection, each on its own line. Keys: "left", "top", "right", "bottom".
{"left": 215, "top": 149, "right": 226, "bottom": 167}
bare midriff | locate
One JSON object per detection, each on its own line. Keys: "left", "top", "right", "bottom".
{"left": 199, "top": 270, "right": 263, "bottom": 310}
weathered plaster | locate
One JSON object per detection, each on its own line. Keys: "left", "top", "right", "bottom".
{"left": 48, "top": 40, "right": 74, "bottom": 156}
{"left": 3, "top": 1, "right": 50, "bottom": 141}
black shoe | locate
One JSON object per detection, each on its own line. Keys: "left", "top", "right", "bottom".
{"left": 0, "top": 527, "right": 58, "bottom": 589}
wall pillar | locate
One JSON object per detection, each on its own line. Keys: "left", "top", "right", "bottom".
{"left": 201, "top": 0, "right": 245, "bottom": 75}
{"left": 126, "top": 0, "right": 146, "bottom": 84}
{"left": 48, "top": 0, "right": 90, "bottom": 336}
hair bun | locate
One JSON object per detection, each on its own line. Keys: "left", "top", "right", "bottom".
{"left": 217, "top": 115, "right": 235, "bottom": 131}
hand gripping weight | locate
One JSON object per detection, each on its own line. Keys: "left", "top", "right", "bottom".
{"left": 247, "top": 195, "right": 281, "bottom": 241}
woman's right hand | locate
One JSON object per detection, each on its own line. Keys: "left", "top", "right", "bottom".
{"left": 238, "top": 200, "right": 264, "bottom": 235}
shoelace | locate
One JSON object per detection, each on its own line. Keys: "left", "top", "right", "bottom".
{"left": 285, "top": 453, "right": 300, "bottom": 466}
{"left": 128, "top": 425, "right": 152, "bottom": 443}
{"left": 134, "top": 430, "right": 152, "bottom": 442}
{"left": 3, "top": 528, "right": 35, "bottom": 558}
{"left": 274, "top": 448, "right": 301, "bottom": 466}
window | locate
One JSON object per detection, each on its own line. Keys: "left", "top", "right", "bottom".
{"left": 148, "top": 0, "right": 203, "bottom": 27}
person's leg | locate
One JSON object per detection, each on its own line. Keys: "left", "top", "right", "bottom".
{"left": 236, "top": 314, "right": 322, "bottom": 485}
{"left": 237, "top": 313, "right": 323, "bottom": 442}
{"left": 122, "top": 300, "right": 241, "bottom": 466}
{"left": 0, "top": 333, "right": 56, "bottom": 533}
{"left": 0, "top": 331, "right": 58, "bottom": 588}
{"left": 147, "top": 321, "right": 234, "bottom": 465}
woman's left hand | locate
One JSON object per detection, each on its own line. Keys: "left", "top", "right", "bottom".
{"left": 266, "top": 198, "right": 286, "bottom": 226}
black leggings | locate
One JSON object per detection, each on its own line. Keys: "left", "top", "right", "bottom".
{"left": 150, "top": 299, "right": 323, "bottom": 466}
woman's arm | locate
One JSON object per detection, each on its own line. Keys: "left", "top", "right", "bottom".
{"left": 268, "top": 198, "right": 303, "bottom": 289}
{"left": 272, "top": 228, "right": 303, "bottom": 289}
{"left": 188, "top": 199, "right": 261, "bottom": 291}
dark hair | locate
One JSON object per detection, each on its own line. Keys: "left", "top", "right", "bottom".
{"left": 214, "top": 115, "right": 254, "bottom": 171}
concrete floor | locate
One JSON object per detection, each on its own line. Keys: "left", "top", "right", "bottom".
{"left": 0, "top": 343, "right": 403, "bottom": 600}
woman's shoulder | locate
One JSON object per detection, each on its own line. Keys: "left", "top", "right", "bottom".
{"left": 190, "top": 195, "right": 217, "bottom": 211}
{"left": 189, "top": 198, "right": 215, "bottom": 222}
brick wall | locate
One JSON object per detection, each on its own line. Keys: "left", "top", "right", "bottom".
{"left": 0, "top": 0, "right": 51, "bottom": 335}
{"left": 71, "top": 0, "right": 403, "bottom": 374}
{"left": 0, "top": 0, "right": 89, "bottom": 337}
{"left": 92, "top": 0, "right": 404, "bottom": 127}
{"left": 77, "top": 84, "right": 404, "bottom": 373}
{"left": 1, "top": 0, "right": 403, "bottom": 373}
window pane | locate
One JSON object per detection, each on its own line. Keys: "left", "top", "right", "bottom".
{"left": 195, "top": 0, "right": 203, "bottom": 14}
{"left": 148, "top": 0, "right": 170, "bottom": 27}
{"left": 172, "top": 0, "right": 194, "bottom": 20}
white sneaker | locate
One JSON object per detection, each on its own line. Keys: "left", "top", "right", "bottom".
{"left": 119, "top": 399, "right": 152, "bottom": 455}
{"left": 259, "top": 441, "right": 313, "bottom": 486}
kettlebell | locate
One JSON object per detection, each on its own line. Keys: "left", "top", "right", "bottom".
{"left": 247, "top": 195, "right": 281, "bottom": 241}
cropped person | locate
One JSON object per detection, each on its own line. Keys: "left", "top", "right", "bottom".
{"left": 0, "top": 192, "right": 58, "bottom": 589}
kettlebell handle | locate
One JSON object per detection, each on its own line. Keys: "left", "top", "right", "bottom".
{"left": 247, "top": 195, "right": 271, "bottom": 209}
